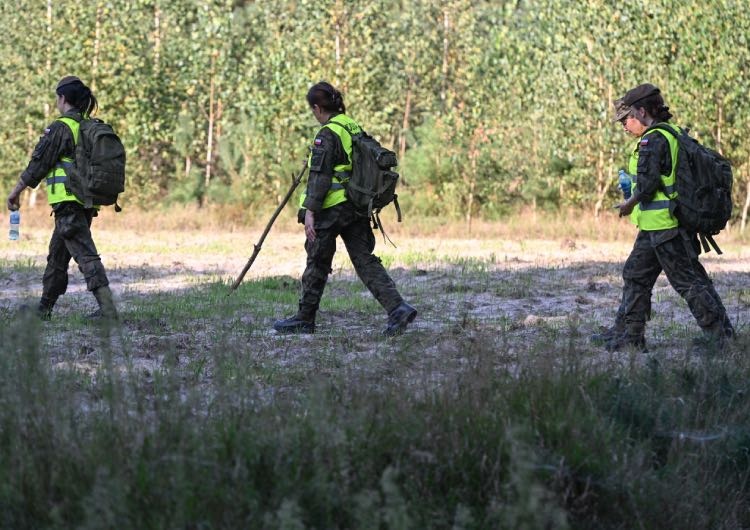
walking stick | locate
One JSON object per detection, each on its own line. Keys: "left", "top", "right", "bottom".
{"left": 229, "top": 159, "right": 309, "bottom": 292}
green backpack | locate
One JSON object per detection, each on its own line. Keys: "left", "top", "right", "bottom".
{"left": 347, "top": 131, "right": 401, "bottom": 222}
{"left": 67, "top": 116, "right": 126, "bottom": 210}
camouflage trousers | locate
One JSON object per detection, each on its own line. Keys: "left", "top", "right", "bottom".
{"left": 297, "top": 202, "right": 403, "bottom": 321}
{"left": 42, "top": 202, "right": 110, "bottom": 299}
{"left": 612, "top": 229, "right": 731, "bottom": 336}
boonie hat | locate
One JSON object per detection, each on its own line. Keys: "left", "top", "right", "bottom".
{"left": 612, "top": 98, "right": 631, "bottom": 122}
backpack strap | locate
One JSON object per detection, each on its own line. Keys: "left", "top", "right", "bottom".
{"left": 371, "top": 211, "right": 397, "bottom": 248}
{"left": 645, "top": 122, "right": 681, "bottom": 138}
{"left": 699, "top": 233, "right": 722, "bottom": 255}
{"left": 392, "top": 194, "right": 402, "bottom": 223}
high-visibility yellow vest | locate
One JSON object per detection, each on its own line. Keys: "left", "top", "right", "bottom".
{"left": 628, "top": 125, "right": 680, "bottom": 230}
{"left": 46, "top": 116, "right": 82, "bottom": 205}
{"left": 300, "top": 114, "right": 362, "bottom": 210}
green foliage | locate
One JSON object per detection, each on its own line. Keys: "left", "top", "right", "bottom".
{"left": 2, "top": 292, "right": 750, "bottom": 527}
{"left": 2, "top": 0, "right": 750, "bottom": 220}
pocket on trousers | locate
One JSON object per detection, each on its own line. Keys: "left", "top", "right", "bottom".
{"left": 56, "top": 214, "right": 80, "bottom": 239}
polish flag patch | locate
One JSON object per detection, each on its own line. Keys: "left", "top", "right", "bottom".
{"left": 640, "top": 138, "right": 649, "bottom": 146}
{"left": 314, "top": 137, "right": 323, "bottom": 146}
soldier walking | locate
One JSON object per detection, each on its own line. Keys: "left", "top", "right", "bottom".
{"left": 593, "top": 84, "right": 733, "bottom": 352}
{"left": 6, "top": 76, "right": 118, "bottom": 320}
{"left": 273, "top": 82, "right": 416, "bottom": 335}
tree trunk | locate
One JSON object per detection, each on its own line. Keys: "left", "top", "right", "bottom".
{"left": 440, "top": 9, "right": 450, "bottom": 112}
{"left": 204, "top": 53, "right": 217, "bottom": 204}
{"left": 593, "top": 143, "right": 606, "bottom": 218}
{"left": 398, "top": 76, "right": 412, "bottom": 184}
{"left": 27, "top": 123, "right": 37, "bottom": 207}
{"left": 334, "top": 0, "right": 345, "bottom": 81}
{"left": 742, "top": 161, "right": 750, "bottom": 233}
{"left": 92, "top": 2, "right": 102, "bottom": 90}
{"left": 716, "top": 100, "right": 723, "bottom": 155}
{"left": 466, "top": 153, "right": 476, "bottom": 234}
{"left": 153, "top": 4, "right": 161, "bottom": 75}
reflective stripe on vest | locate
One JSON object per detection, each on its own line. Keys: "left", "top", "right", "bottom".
{"left": 629, "top": 125, "right": 680, "bottom": 231}
{"left": 299, "top": 114, "right": 363, "bottom": 210}
{"left": 46, "top": 116, "right": 82, "bottom": 205}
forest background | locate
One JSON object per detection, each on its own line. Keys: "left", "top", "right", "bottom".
{"left": 1, "top": 0, "right": 749, "bottom": 230}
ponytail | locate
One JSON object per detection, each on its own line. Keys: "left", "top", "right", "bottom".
{"left": 632, "top": 94, "right": 673, "bottom": 123}
{"left": 56, "top": 76, "right": 98, "bottom": 117}
{"left": 306, "top": 81, "right": 346, "bottom": 114}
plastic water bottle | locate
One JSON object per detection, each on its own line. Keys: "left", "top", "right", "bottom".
{"left": 618, "top": 169, "right": 632, "bottom": 200}
{"left": 8, "top": 210, "right": 20, "bottom": 240}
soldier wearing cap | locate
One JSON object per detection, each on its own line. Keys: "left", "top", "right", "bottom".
{"left": 6, "top": 76, "right": 118, "bottom": 321}
{"left": 592, "top": 83, "right": 733, "bottom": 352}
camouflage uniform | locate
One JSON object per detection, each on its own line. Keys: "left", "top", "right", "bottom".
{"left": 610, "top": 129, "right": 732, "bottom": 342}
{"left": 618, "top": 228, "right": 731, "bottom": 337}
{"left": 21, "top": 115, "right": 111, "bottom": 302}
{"left": 296, "top": 124, "right": 404, "bottom": 321}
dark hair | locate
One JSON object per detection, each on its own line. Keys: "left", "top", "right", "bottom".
{"left": 306, "top": 81, "right": 345, "bottom": 114}
{"left": 56, "top": 78, "right": 98, "bottom": 116}
{"left": 631, "top": 93, "right": 673, "bottom": 123}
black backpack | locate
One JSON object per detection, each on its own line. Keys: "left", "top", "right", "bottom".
{"left": 329, "top": 116, "right": 402, "bottom": 225}
{"left": 67, "top": 117, "right": 126, "bottom": 210}
{"left": 647, "top": 123, "right": 733, "bottom": 253}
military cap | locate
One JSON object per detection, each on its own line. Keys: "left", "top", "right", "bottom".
{"left": 621, "top": 83, "right": 660, "bottom": 107}
{"left": 56, "top": 76, "right": 82, "bottom": 91}
{"left": 612, "top": 98, "right": 631, "bottom": 122}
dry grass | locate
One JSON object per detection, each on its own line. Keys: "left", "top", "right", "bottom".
{"left": 2, "top": 205, "right": 750, "bottom": 528}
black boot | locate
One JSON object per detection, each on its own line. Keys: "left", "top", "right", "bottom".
{"left": 88, "top": 286, "right": 118, "bottom": 321}
{"left": 604, "top": 331, "right": 647, "bottom": 352}
{"left": 383, "top": 302, "right": 417, "bottom": 336}
{"left": 37, "top": 296, "right": 56, "bottom": 320}
{"left": 273, "top": 315, "right": 315, "bottom": 334}
{"left": 590, "top": 324, "right": 624, "bottom": 346}
{"left": 722, "top": 315, "right": 735, "bottom": 339}
{"left": 692, "top": 325, "right": 729, "bottom": 355}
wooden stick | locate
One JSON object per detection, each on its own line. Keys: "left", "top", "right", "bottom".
{"left": 229, "top": 159, "right": 308, "bottom": 292}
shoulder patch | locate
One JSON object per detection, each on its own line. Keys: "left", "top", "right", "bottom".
{"left": 44, "top": 128, "right": 51, "bottom": 135}
{"left": 640, "top": 138, "right": 649, "bottom": 147}
{"left": 314, "top": 137, "right": 323, "bottom": 147}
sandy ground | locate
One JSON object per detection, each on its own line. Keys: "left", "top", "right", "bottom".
{"left": 2, "top": 221, "right": 750, "bottom": 382}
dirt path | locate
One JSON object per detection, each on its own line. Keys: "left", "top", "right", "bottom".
{"left": 2, "top": 225, "right": 749, "bottom": 382}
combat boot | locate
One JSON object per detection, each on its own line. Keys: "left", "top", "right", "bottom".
{"left": 87, "top": 286, "right": 119, "bottom": 321}
{"left": 18, "top": 296, "right": 56, "bottom": 320}
{"left": 691, "top": 325, "right": 729, "bottom": 355}
{"left": 604, "top": 331, "right": 647, "bottom": 353}
{"left": 383, "top": 302, "right": 417, "bottom": 336}
{"left": 590, "top": 324, "right": 624, "bottom": 346}
{"left": 37, "top": 296, "right": 56, "bottom": 320}
{"left": 721, "top": 315, "right": 735, "bottom": 340}
{"left": 273, "top": 316, "right": 315, "bottom": 334}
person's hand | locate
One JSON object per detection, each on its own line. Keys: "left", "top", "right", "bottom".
{"left": 614, "top": 198, "right": 636, "bottom": 217}
{"left": 7, "top": 179, "right": 26, "bottom": 211}
{"left": 304, "top": 209, "right": 316, "bottom": 242}
{"left": 6, "top": 190, "right": 20, "bottom": 211}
